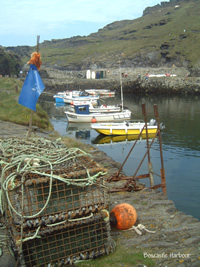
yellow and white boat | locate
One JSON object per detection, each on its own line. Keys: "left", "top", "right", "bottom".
{"left": 91, "top": 120, "right": 160, "bottom": 136}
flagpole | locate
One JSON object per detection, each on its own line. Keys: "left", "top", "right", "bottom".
{"left": 28, "top": 35, "right": 40, "bottom": 137}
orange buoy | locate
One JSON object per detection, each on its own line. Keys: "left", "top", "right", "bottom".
{"left": 91, "top": 117, "right": 97, "bottom": 123}
{"left": 110, "top": 203, "right": 137, "bottom": 230}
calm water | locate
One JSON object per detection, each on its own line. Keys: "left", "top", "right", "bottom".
{"left": 39, "top": 93, "right": 200, "bottom": 220}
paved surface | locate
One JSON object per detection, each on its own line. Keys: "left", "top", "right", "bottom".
{"left": 0, "top": 120, "right": 51, "bottom": 138}
{"left": 0, "top": 120, "right": 29, "bottom": 138}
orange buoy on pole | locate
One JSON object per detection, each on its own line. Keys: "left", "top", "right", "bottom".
{"left": 110, "top": 203, "right": 137, "bottom": 230}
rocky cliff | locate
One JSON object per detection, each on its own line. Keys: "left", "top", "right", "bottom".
{"left": 2, "top": 0, "right": 200, "bottom": 94}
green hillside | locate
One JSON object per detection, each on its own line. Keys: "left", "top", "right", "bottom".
{"left": 3, "top": 0, "right": 200, "bottom": 74}
{"left": 0, "top": 47, "right": 21, "bottom": 76}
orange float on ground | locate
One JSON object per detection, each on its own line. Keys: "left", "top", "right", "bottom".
{"left": 110, "top": 203, "right": 137, "bottom": 230}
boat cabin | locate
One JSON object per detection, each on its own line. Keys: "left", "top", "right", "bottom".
{"left": 74, "top": 104, "right": 90, "bottom": 115}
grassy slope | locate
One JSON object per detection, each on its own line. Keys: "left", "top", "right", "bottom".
{"left": 35, "top": 0, "right": 200, "bottom": 69}
{"left": 0, "top": 78, "right": 53, "bottom": 130}
{"left": 75, "top": 246, "right": 154, "bottom": 267}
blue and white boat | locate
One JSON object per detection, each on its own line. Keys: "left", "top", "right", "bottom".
{"left": 65, "top": 103, "right": 131, "bottom": 123}
{"left": 53, "top": 91, "right": 72, "bottom": 103}
{"left": 53, "top": 90, "right": 99, "bottom": 105}
{"left": 71, "top": 100, "right": 121, "bottom": 113}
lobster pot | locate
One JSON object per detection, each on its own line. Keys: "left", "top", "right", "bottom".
{"left": 6, "top": 164, "right": 108, "bottom": 230}
{"left": 8, "top": 212, "right": 115, "bottom": 266}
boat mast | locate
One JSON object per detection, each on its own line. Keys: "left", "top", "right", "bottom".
{"left": 119, "top": 61, "right": 124, "bottom": 111}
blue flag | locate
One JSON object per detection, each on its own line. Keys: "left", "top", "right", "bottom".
{"left": 18, "top": 64, "right": 45, "bottom": 111}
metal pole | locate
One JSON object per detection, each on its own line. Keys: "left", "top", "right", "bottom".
{"left": 142, "top": 104, "right": 150, "bottom": 162}
{"left": 154, "top": 104, "right": 167, "bottom": 196}
{"left": 132, "top": 130, "right": 158, "bottom": 179}
{"left": 116, "top": 124, "right": 146, "bottom": 176}
{"left": 119, "top": 61, "right": 124, "bottom": 111}
{"left": 142, "top": 103, "right": 154, "bottom": 188}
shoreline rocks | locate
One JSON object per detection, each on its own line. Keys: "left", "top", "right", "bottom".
{"left": 90, "top": 147, "right": 200, "bottom": 266}
{"left": 40, "top": 66, "right": 200, "bottom": 95}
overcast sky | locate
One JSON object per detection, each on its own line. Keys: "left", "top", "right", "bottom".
{"left": 1, "top": 0, "right": 169, "bottom": 47}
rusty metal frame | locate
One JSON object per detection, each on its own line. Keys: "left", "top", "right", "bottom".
{"left": 108, "top": 104, "right": 167, "bottom": 196}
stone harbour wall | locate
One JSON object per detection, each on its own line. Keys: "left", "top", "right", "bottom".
{"left": 40, "top": 66, "right": 200, "bottom": 95}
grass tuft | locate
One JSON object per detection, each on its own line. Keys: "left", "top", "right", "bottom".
{"left": 0, "top": 77, "right": 53, "bottom": 130}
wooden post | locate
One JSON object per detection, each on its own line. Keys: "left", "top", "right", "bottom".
{"left": 148, "top": 162, "right": 155, "bottom": 189}
{"left": 27, "top": 35, "right": 40, "bottom": 138}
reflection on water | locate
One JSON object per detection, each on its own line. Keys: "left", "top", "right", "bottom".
{"left": 39, "top": 94, "right": 200, "bottom": 220}
{"left": 92, "top": 133, "right": 156, "bottom": 145}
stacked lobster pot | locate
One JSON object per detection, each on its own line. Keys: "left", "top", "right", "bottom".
{"left": 0, "top": 138, "right": 115, "bottom": 266}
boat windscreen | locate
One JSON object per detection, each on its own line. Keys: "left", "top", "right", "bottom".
{"left": 74, "top": 104, "right": 90, "bottom": 114}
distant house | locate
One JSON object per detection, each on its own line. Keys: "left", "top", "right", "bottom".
{"left": 86, "top": 70, "right": 107, "bottom": 79}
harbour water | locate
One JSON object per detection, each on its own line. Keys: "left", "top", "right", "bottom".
{"left": 39, "top": 93, "right": 200, "bottom": 220}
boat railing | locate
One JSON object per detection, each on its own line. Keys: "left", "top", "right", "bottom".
{"left": 127, "top": 119, "right": 145, "bottom": 124}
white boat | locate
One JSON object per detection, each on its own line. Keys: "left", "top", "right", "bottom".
{"left": 71, "top": 100, "right": 122, "bottom": 113}
{"left": 65, "top": 103, "right": 131, "bottom": 123}
{"left": 63, "top": 91, "right": 99, "bottom": 105}
{"left": 53, "top": 90, "right": 99, "bottom": 105}
{"left": 85, "top": 89, "right": 115, "bottom": 97}
{"left": 53, "top": 91, "right": 72, "bottom": 103}
{"left": 91, "top": 120, "right": 160, "bottom": 136}
{"left": 148, "top": 74, "right": 177, "bottom": 77}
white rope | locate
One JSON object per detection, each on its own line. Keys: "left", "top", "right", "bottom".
{"left": 127, "top": 223, "right": 156, "bottom": 235}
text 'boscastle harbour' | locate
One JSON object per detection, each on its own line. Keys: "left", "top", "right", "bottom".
{"left": 143, "top": 252, "right": 191, "bottom": 259}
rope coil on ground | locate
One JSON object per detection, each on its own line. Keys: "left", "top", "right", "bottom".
{"left": 128, "top": 223, "right": 156, "bottom": 235}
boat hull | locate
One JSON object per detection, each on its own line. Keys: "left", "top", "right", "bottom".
{"left": 94, "top": 127, "right": 157, "bottom": 136}
{"left": 91, "top": 122, "right": 158, "bottom": 136}
{"left": 53, "top": 96, "right": 65, "bottom": 103}
{"left": 65, "top": 110, "right": 131, "bottom": 123}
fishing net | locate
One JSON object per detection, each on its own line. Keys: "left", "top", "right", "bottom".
{"left": 0, "top": 137, "right": 114, "bottom": 266}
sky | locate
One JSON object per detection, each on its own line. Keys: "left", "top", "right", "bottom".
{"left": 1, "top": 0, "right": 169, "bottom": 47}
